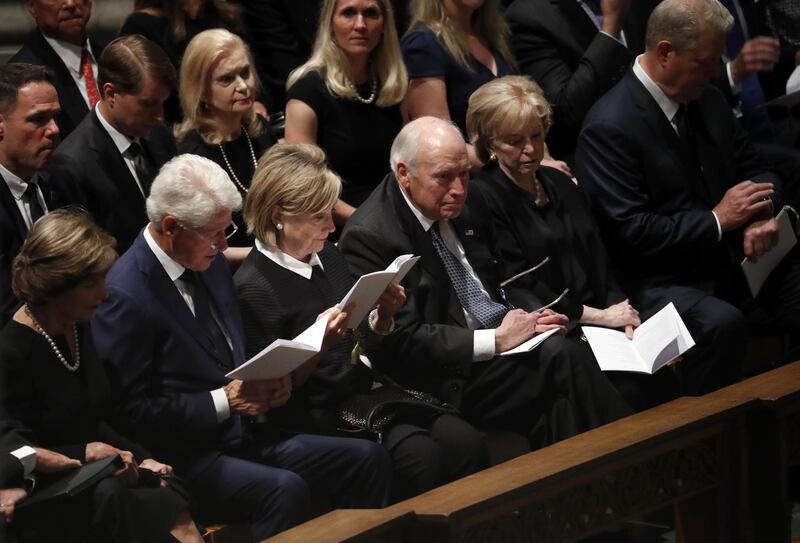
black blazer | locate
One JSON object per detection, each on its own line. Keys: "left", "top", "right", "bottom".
{"left": 50, "top": 110, "right": 177, "bottom": 252}
{"left": 339, "top": 175, "right": 538, "bottom": 406}
{"left": 575, "top": 69, "right": 781, "bottom": 299}
{"left": 506, "top": 0, "right": 654, "bottom": 159}
{"left": 10, "top": 30, "right": 108, "bottom": 140}
{"left": 0, "top": 171, "right": 67, "bottom": 325}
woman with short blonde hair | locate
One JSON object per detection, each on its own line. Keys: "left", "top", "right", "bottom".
{"left": 284, "top": 0, "right": 407, "bottom": 226}
{"left": 174, "top": 29, "right": 275, "bottom": 259}
{"left": 467, "top": 77, "right": 656, "bottom": 409}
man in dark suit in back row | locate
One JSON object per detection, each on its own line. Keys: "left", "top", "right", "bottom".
{"left": 339, "top": 117, "right": 631, "bottom": 449}
{"left": 0, "top": 64, "right": 66, "bottom": 325}
{"left": 506, "top": 0, "right": 656, "bottom": 161}
{"left": 11, "top": 0, "right": 108, "bottom": 140}
{"left": 575, "top": 0, "right": 800, "bottom": 394}
{"left": 50, "top": 34, "right": 177, "bottom": 252}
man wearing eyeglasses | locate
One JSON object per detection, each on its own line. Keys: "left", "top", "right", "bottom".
{"left": 91, "top": 153, "right": 392, "bottom": 540}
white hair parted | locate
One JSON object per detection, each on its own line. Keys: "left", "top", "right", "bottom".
{"left": 390, "top": 116, "right": 463, "bottom": 176}
{"left": 146, "top": 154, "right": 242, "bottom": 230}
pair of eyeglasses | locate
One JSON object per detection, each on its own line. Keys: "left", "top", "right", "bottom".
{"left": 178, "top": 221, "right": 238, "bottom": 251}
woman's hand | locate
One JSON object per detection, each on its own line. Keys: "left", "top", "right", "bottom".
{"left": 86, "top": 442, "right": 138, "bottom": 486}
{"left": 139, "top": 458, "right": 173, "bottom": 487}
{"left": 317, "top": 304, "right": 351, "bottom": 350}
{"left": 376, "top": 284, "right": 405, "bottom": 321}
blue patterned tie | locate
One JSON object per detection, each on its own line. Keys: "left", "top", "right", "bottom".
{"left": 430, "top": 222, "right": 507, "bottom": 329}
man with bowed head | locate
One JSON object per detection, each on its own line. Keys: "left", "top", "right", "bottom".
{"left": 92, "top": 154, "right": 391, "bottom": 539}
{"left": 339, "top": 116, "right": 631, "bottom": 449}
{"left": 575, "top": 0, "right": 800, "bottom": 393}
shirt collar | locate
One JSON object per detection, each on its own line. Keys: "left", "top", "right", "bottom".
{"left": 41, "top": 32, "right": 93, "bottom": 76}
{"left": 633, "top": 54, "right": 680, "bottom": 123}
{"left": 255, "top": 239, "right": 323, "bottom": 280}
{"left": 0, "top": 162, "right": 33, "bottom": 200}
{"left": 95, "top": 106, "right": 136, "bottom": 155}
{"left": 144, "top": 224, "right": 186, "bottom": 282}
{"left": 398, "top": 181, "right": 437, "bottom": 232}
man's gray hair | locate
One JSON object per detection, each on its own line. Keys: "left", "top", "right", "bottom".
{"left": 146, "top": 154, "right": 242, "bottom": 230}
{"left": 390, "top": 116, "right": 464, "bottom": 176}
{"left": 646, "top": 0, "right": 733, "bottom": 51}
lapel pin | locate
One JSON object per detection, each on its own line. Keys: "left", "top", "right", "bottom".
{"left": 465, "top": 229, "right": 474, "bottom": 236}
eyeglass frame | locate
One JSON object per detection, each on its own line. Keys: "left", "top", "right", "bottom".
{"left": 176, "top": 220, "right": 238, "bottom": 251}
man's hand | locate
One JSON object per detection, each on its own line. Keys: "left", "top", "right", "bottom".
{"left": 86, "top": 442, "right": 138, "bottom": 486}
{"left": 376, "top": 284, "right": 406, "bottom": 321}
{"left": 225, "top": 376, "right": 292, "bottom": 416}
{"left": 730, "top": 36, "right": 780, "bottom": 85}
{"left": 138, "top": 458, "right": 173, "bottom": 475}
{"left": 743, "top": 217, "right": 779, "bottom": 260}
{"left": 713, "top": 180, "right": 774, "bottom": 231}
{"left": 600, "top": 0, "right": 631, "bottom": 38}
{"left": 34, "top": 448, "right": 81, "bottom": 473}
{"left": 0, "top": 488, "right": 27, "bottom": 523}
{"left": 495, "top": 309, "right": 539, "bottom": 353}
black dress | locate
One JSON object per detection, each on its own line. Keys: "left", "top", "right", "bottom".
{"left": 472, "top": 163, "right": 626, "bottom": 325}
{"left": 401, "top": 25, "right": 514, "bottom": 135}
{"left": 233, "top": 243, "right": 488, "bottom": 500}
{"left": 177, "top": 119, "right": 275, "bottom": 247}
{"left": 286, "top": 70, "right": 402, "bottom": 208}
{"left": 0, "top": 320, "right": 187, "bottom": 542}
{"left": 472, "top": 163, "right": 679, "bottom": 410}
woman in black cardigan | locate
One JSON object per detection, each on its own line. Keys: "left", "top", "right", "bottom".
{"left": 0, "top": 210, "right": 201, "bottom": 542}
{"left": 233, "top": 143, "right": 488, "bottom": 501}
{"left": 467, "top": 76, "right": 676, "bottom": 410}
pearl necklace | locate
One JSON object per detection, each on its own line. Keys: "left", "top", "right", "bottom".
{"left": 24, "top": 305, "right": 80, "bottom": 372}
{"left": 350, "top": 78, "right": 378, "bottom": 104}
{"left": 218, "top": 126, "right": 256, "bottom": 194}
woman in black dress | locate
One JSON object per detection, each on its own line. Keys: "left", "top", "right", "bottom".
{"left": 234, "top": 143, "right": 488, "bottom": 500}
{"left": 467, "top": 76, "right": 675, "bottom": 410}
{"left": 284, "top": 0, "right": 407, "bottom": 226}
{"left": 0, "top": 210, "right": 202, "bottom": 542}
{"left": 175, "top": 29, "right": 275, "bottom": 264}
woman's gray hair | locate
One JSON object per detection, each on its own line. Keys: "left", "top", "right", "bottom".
{"left": 146, "top": 154, "right": 242, "bottom": 230}
{"left": 646, "top": 0, "right": 733, "bottom": 51}
{"left": 390, "top": 116, "right": 463, "bottom": 176}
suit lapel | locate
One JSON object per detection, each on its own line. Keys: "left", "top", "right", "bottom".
{"left": 0, "top": 175, "right": 29, "bottom": 242}
{"left": 88, "top": 112, "right": 147, "bottom": 205}
{"left": 387, "top": 181, "right": 468, "bottom": 327}
{"left": 555, "top": 0, "right": 598, "bottom": 52}
{"left": 690, "top": 102, "right": 724, "bottom": 205}
{"left": 30, "top": 31, "right": 88, "bottom": 130}
{"left": 133, "top": 235, "right": 227, "bottom": 365}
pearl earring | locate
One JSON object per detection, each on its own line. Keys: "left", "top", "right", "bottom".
{"left": 489, "top": 152, "right": 497, "bottom": 162}
{"left": 276, "top": 223, "right": 283, "bottom": 230}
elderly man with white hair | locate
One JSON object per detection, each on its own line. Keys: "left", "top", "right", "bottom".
{"left": 91, "top": 154, "right": 391, "bottom": 540}
{"left": 339, "top": 116, "right": 631, "bottom": 450}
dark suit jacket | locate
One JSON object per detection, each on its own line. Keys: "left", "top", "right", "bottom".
{"left": 9, "top": 31, "right": 108, "bottom": 140}
{"left": 0, "top": 171, "right": 66, "bottom": 325}
{"left": 506, "top": 0, "right": 654, "bottom": 159}
{"left": 574, "top": 69, "right": 780, "bottom": 300}
{"left": 50, "top": 110, "right": 176, "bottom": 252}
{"left": 338, "top": 175, "right": 538, "bottom": 406}
{"left": 92, "top": 231, "right": 246, "bottom": 477}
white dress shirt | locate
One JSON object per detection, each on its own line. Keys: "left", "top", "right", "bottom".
{"left": 143, "top": 226, "right": 232, "bottom": 422}
{"left": 633, "top": 55, "right": 723, "bottom": 240}
{"left": 398, "top": 186, "right": 497, "bottom": 362}
{"left": 41, "top": 33, "right": 97, "bottom": 108}
{"left": 0, "top": 162, "right": 48, "bottom": 230}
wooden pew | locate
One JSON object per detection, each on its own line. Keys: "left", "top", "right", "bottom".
{"left": 265, "top": 395, "right": 753, "bottom": 543}
{"left": 710, "top": 360, "right": 800, "bottom": 542}
{"left": 265, "top": 509, "right": 416, "bottom": 543}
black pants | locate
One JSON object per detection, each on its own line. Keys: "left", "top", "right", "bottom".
{"left": 383, "top": 413, "right": 489, "bottom": 501}
{"left": 460, "top": 334, "right": 632, "bottom": 450}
